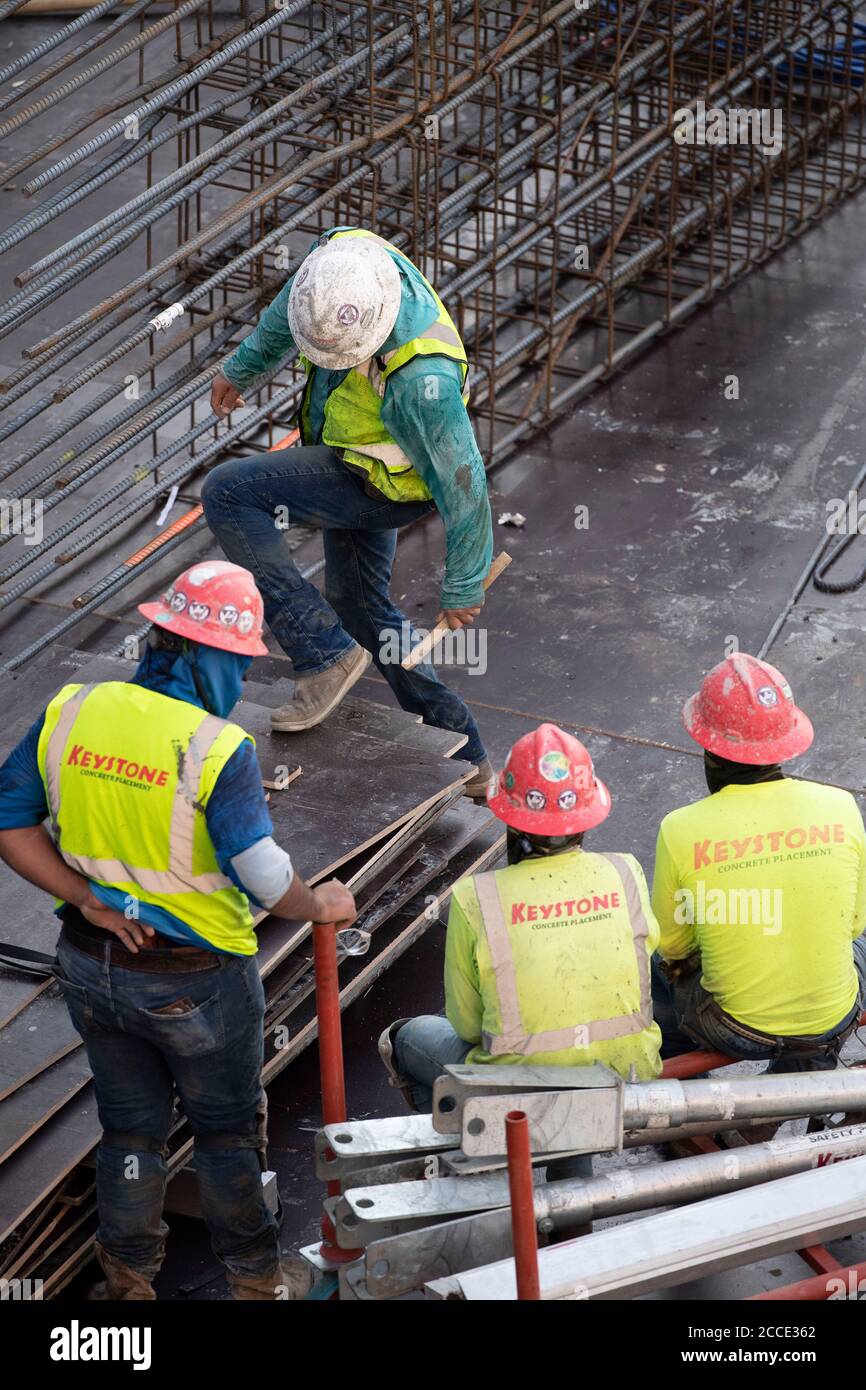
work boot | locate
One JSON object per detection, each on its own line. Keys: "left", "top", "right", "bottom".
{"left": 270, "top": 646, "right": 372, "bottom": 732}
{"left": 462, "top": 758, "right": 494, "bottom": 801}
{"left": 88, "top": 1245, "right": 157, "bottom": 1301}
{"left": 378, "top": 1018, "right": 420, "bottom": 1112}
{"left": 228, "top": 1259, "right": 313, "bottom": 1301}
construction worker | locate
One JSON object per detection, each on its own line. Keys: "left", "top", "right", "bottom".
{"left": 379, "top": 724, "right": 662, "bottom": 1178}
{"left": 202, "top": 226, "right": 494, "bottom": 797}
{"left": 652, "top": 653, "right": 866, "bottom": 1072}
{"left": 0, "top": 560, "right": 356, "bottom": 1301}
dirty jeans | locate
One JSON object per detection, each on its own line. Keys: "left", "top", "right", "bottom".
{"left": 394, "top": 1014, "right": 594, "bottom": 1183}
{"left": 54, "top": 933, "right": 279, "bottom": 1283}
{"left": 201, "top": 446, "right": 486, "bottom": 764}
{"left": 651, "top": 936, "right": 866, "bottom": 1073}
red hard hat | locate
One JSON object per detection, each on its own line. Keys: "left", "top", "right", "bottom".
{"left": 487, "top": 723, "right": 612, "bottom": 835}
{"left": 682, "top": 653, "right": 813, "bottom": 763}
{"left": 138, "top": 560, "right": 269, "bottom": 657}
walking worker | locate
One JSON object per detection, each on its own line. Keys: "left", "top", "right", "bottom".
{"left": 202, "top": 225, "right": 494, "bottom": 797}
{"left": 0, "top": 560, "right": 356, "bottom": 1301}
{"left": 379, "top": 724, "right": 662, "bottom": 1184}
{"left": 652, "top": 652, "right": 866, "bottom": 1071}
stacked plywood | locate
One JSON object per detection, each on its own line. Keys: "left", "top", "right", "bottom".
{"left": 0, "top": 648, "right": 504, "bottom": 1295}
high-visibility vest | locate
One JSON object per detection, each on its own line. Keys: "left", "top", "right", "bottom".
{"left": 36, "top": 681, "right": 258, "bottom": 955}
{"left": 298, "top": 228, "right": 470, "bottom": 503}
{"left": 469, "top": 852, "right": 660, "bottom": 1071}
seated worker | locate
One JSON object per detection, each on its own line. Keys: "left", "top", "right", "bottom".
{"left": 652, "top": 652, "right": 866, "bottom": 1072}
{"left": 379, "top": 724, "right": 662, "bottom": 1178}
{"left": 0, "top": 561, "right": 356, "bottom": 1301}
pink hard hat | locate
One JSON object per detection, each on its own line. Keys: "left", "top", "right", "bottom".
{"left": 138, "top": 560, "right": 269, "bottom": 657}
{"left": 487, "top": 723, "right": 612, "bottom": 835}
{"left": 682, "top": 653, "right": 813, "bottom": 764}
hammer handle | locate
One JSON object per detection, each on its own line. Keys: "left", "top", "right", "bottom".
{"left": 401, "top": 551, "right": 512, "bottom": 670}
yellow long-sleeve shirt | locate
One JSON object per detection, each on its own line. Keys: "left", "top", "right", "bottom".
{"left": 444, "top": 849, "right": 662, "bottom": 1079}
{"left": 652, "top": 778, "right": 866, "bottom": 1036}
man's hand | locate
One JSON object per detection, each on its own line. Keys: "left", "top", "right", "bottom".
{"left": 79, "top": 890, "right": 156, "bottom": 955}
{"left": 311, "top": 879, "right": 357, "bottom": 929}
{"left": 437, "top": 606, "right": 482, "bottom": 632}
{"left": 211, "top": 372, "right": 246, "bottom": 419}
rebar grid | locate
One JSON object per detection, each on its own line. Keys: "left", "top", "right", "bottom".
{"left": 0, "top": 0, "right": 864, "bottom": 665}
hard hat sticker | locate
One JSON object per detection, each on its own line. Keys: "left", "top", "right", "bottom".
{"left": 525, "top": 788, "right": 546, "bottom": 811}
{"left": 539, "top": 750, "right": 570, "bottom": 782}
{"left": 756, "top": 685, "right": 779, "bottom": 707}
{"left": 557, "top": 789, "right": 577, "bottom": 811}
{"left": 187, "top": 565, "right": 218, "bottom": 586}
{"left": 337, "top": 304, "right": 359, "bottom": 325}
{"left": 188, "top": 602, "right": 210, "bottom": 622}
{"left": 219, "top": 604, "right": 239, "bottom": 627}
{"left": 237, "top": 612, "right": 254, "bottom": 634}
{"left": 169, "top": 591, "right": 187, "bottom": 612}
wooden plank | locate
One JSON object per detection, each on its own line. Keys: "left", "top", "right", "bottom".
{"left": 0, "top": 990, "right": 81, "bottom": 1103}
{"left": 0, "top": 1049, "right": 92, "bottom": 1165}
{"left": 0, "top": 975, "right": 51, "bottom": 1031}
{"left": 0, "top": 1087, "right": 100, "bottom": 1246}
{"left": 262, "top": 819, "right": 505, "bottom": 1085}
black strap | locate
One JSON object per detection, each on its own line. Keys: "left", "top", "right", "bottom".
{"left": 0, "top": 941, "right": 56, "bottom": 977}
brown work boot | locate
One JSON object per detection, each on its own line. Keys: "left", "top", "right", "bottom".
{"left": 270, "top": 646, "right": 372, "bottom": 732}
{"left": 88, "top": 1245, "right": 158, "bottom": 1301}
{"left": 462, "top": 758, "right": 494, "bottom": 801}
{"left": 228, "top": 1259, "right": 313, "bottom": 1301}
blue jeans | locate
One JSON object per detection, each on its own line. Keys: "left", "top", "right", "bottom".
{"left": 651, "top": 937, "right": 866, "bottom": 1074}
{"left": 202, "top": 446, "right": 486, "bottom": 764}
{"left": 394, "top": 1015, "right": 594, "bottom": 1183}
{"left": 54, "top": 935, "right": 279, "bottom": 1281}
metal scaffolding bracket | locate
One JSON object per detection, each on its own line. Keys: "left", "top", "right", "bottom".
{"left": 425, "top": 1154, "right": 866, "bottom": 1300}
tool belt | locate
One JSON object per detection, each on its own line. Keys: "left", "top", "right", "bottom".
{"left": 60, "top": 909, "right": 219, "bottom": 974}
{"left": 694, "top": 990, "right": 860, "bottom": 1061}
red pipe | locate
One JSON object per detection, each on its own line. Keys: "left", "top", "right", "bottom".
{"left": 313, "top": 922, "right": 361, "bottom": 1264}
{"left": 662, "top": 1050, "right": 735, "bottom": 1078}
{"left": 750, "top": 1258, "right": 866, "bottom": 1301}
{"left": 505, "top": 1110, "right": 540, "bottom": 1301}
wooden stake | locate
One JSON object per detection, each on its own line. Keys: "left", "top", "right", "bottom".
{"left": 401, "top": 551, "right": 512, "bottom": 670}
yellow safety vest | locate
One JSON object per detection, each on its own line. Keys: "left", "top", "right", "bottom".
{"left": 298, "top": 228, "right": 470, "bottom": 503}
{"left": 444, "top": 850, "right": 662, "bottom": 1078}
{"left": 37, "top": 681, "right": 258, "bottom": 955}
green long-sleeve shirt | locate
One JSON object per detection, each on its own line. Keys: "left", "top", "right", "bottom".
{"left": 220, "top": 233, "right": 493, "bottom": 610}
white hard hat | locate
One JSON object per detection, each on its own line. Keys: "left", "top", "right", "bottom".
{"left": 288, "top": 237, "right": 402, "bottom": 370}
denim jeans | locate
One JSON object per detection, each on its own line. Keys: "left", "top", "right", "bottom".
{"left": 54, "top": 935, "right": 279, "bottom": 1282}
{"left": 201, "top": 446, "right": 486, "bottom": 764}
{"left": 394, "top": 1015, "right": 594, "bottom": 1183}
{"left": 651, "top": 936, "right": 866, "bottom": 1074}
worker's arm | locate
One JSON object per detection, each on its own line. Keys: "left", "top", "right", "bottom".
{"left": 0, "top": 716, "right": 156, "bottom": 952}
{"left": 0, "top": 824, "right": 157, "bottom": 952}
{"left": 443, "top": 886, "right": 484, "bottom": 1044}
{"left": 627, "top": 854, "right": 661, "bottom": 957}
{"left": 851, "top": 803, "right": 866, "bottom": 940}
{"left": 206, "top": 741, "right": 356, "bottom": 927}
{"left": 383, "top": 358, "right": 494, "bottom": 615}
{"left": 651, "top": 821, "right": 698, "bottom": 961}
{"left": 212, "top": 277, "right": 297, "bottom": 415}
